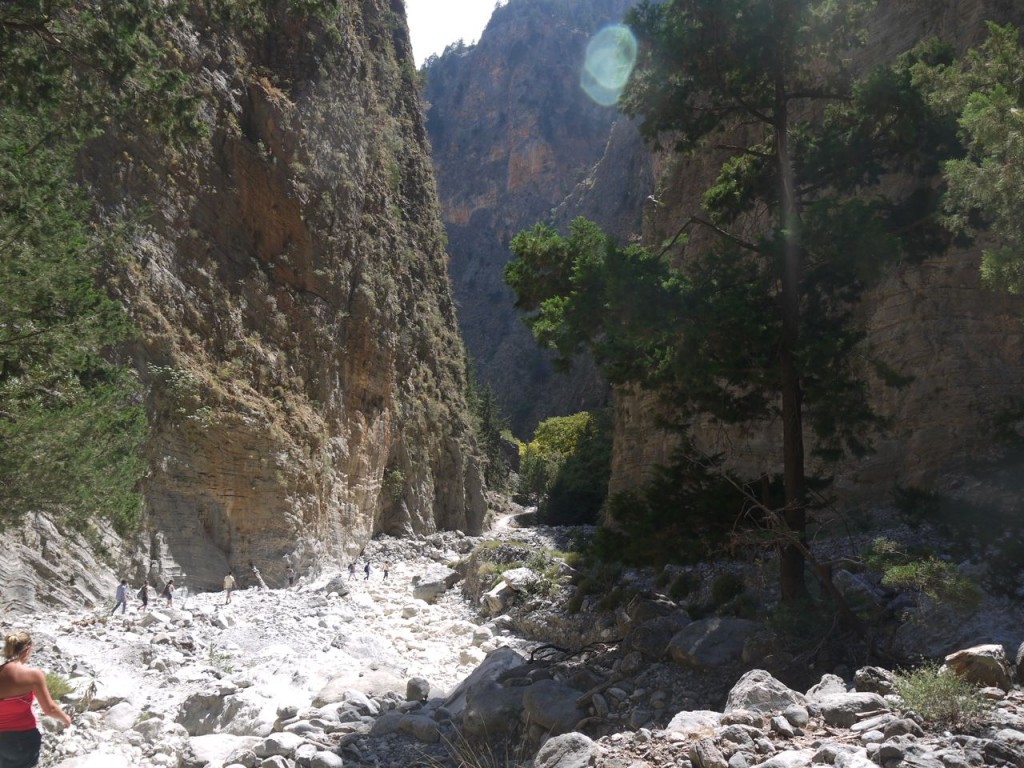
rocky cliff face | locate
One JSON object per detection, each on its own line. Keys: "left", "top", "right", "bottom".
{"left": 610, "top": 0, "right": 1024, "bottom": 504}
{"left": 423, "top": 0, "right": 650, "bottom": 435}
{"left": 19, "top": 0, "right": 489, "bottom": 599}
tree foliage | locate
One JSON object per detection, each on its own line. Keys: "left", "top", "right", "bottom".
{"left": 912, "top": 23, "right": 1024, "bottom": 292}
{"left": 0, "top": 1, "right": 203, "bottom": 529}
{"left": 506, "top": 0, "right": 951, "bottom": 599}
{"left": 514, "top": 410, "right": 612, "bottom": 525}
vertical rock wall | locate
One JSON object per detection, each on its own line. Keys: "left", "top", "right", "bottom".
{"left": 423, "top": 0, "right": 648, "bottom": 435}
{"left": 78, "top": 1, "right": 485, "bottom": 591}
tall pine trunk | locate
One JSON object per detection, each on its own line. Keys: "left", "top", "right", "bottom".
{"left": 774, "top": 30, "right": 809, "bottom": 602}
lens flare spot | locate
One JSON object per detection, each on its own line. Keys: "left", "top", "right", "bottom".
{"left": 581, "top": 24, "right": 638, "bottom": 107}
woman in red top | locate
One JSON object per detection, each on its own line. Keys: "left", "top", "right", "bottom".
{"left": 0, "top": 631, "right": 70, "bottom": 767}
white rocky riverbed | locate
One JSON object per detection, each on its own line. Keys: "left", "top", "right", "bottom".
{"left": 27, "top": 530, "right": 542, "bottom": 767}
{"left": 16, "top": 520, "right": 1024, "bottom": 768}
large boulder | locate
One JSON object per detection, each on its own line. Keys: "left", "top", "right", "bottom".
{"left": 411, "top": 566, "right": 462, "bottom": 604}
{"left": 176, "top": 686, "right": 245, "bottom": 737}
{"left": 817, "top": 692, "right": 889, "bottom": 728}
{"left": 522, "top": 679, "right": 586, "bottom": 735}
{"left": 665, "top": 710, "right": 723, "bottom": 737}
{"left": 624, "top": 612, "right": 692, "bottom": 660}
{"left": 853, "top": 666, "right": 896, "bottom": 695}
{"left": 725, "top": 670, "right": 806, "bottom": 714}
{"left": 534, "top": 732, "right": 599, "bottom": 768}
{"left": 443, "top": 647, "right": 526, "bottom": 718}
{"left": 668, "top": 618, "right": 759, "bottom": 668}
{"left": 945, "top": 644, "right": 1012, "bottom": 691}
{"left": 462, "top": 679, "right": 527, "bottom": 740}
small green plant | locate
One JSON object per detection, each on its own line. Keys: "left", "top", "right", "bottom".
{"left": 45, "top": 673, "right": 72, "bottom": 700}
{"left": 207, "top": 643, "right": 234, "bottom": 673}
{"left": 382, "top": 469, "right": 405, "bottom": 502}
{"left": 893, "top": 662, "right": 991, "bottom": 729}
{"left": 864, "top": 538, "right": 979, "bottom": 609}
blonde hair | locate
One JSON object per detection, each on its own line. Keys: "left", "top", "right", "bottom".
{"left": 3, "top": 631, "right": 31, "bottom": 661}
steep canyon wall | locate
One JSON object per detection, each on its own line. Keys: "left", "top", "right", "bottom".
{"left": 74, "top": 1, "right": 488, "bottom": 595}
{"left": 424, "top": 0, "right": 651, "bottom": 435}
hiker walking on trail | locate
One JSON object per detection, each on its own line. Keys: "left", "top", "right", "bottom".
{"left": 363, "top": 561, "right": 371, "bottom": 580}
{"left": 162, "top": 579, "right": 175, "bottom": 608}
{"left": 285, "top": 566, "right": 295, "bottom": 588}
{"left": 223, "top": 572, "right": 236, "bottom": 604}
{"left": 111, "top": 579, "right": 129, "bottom": 615}
{"left": 348, "top": 562, "right": 356, "bottom": 580}
{"left": 0, "top": 630, "right": 71, "bottom": 766}
{"left": 382, "top": 561, "right": 390, "bottom": 580}
{"left": 136, "top": 583, "right": 149, "bottom": 611}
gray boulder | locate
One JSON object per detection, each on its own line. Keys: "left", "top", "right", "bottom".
{"left": 666, "top": 710, "right": 723, "bottom": 737}
{"left": 522, "top": 679, "right": 586, "bottom": 735}
{"left": 399, "top": 714, "right": 441, "bottom": 743}
{"left": 944, "top": 644, "right": 1012, "bottom": 690}
{"left": 442, "top": 646, "right": 526, "bottom": 718}
{"left": 534, "top": 732, "right": 598, "bottom": 768}
{"left": 754, "top": 749, "right": 815, "bottom": 768}
{"left": 692, "top": 737, "right": 729, "bottom": 768}
{"left": 624, "top": 612, "right": 692, "bottom": 660}
{"left": 462, "top": 679, "right": 527, "bottom": 740}
{"left": 668, "top": 618, "right": 759, "bottom": 668}
{"left": 406, "top": 676, "right": 430, "bottom": 702}
{"left": 725, "top": 670, "right": 805, "bottom": 714}
{"left": 176, "top": 688, "right": 244, "bottom": 737}
{"left": 254, "top": 732, "right": 305, "bottom": 758}
{"left": 311, "top": 752, "right": 345, "bottom": 768}
{"left": 817, "top": 692, "right": 889, "bottom": 728}
{"left": 853, "top": 666, "right": 896, "bottom": 695}
{"left": 806, "top": 673, "right": 847, "bottom": 701}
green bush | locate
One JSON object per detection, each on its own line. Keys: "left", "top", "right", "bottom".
{"left": 515, "top": 410, "right": 612, "bottom": 525}
{"left": 601, "top": 444, "right": 747, "bottom": 567}
{"left": 864, "top": 538, "right": 979, "bottom": 609}
{"left": 45, "top": 673, "right": 72, "bottom": 700}
{"left": 893, "top": 662, "right": 991, "bottom": 728}
{"left": 892, "top": 484, "right": 1024, "bottom": 597}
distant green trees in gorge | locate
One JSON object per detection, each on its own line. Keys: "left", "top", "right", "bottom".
{"left": 504, "top": 0, "right": 1022, "bottom": 600}
{"left": 0, "top": 1, "right": 204, "bottom": 531}
{"left": 914, "top": 22, "right": 1024, "bottom": 293}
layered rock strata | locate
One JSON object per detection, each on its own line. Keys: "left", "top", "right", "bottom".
{"left": 76, "top": 2, "right": 486, "bottom": 592}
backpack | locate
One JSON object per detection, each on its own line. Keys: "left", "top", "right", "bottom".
{"left": 136, "top": 587, "right": 146, "bottom": 600}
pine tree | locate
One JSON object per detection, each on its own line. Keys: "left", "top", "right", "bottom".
{"left": 507, "top": 0, "right": 951, "bottom": 600}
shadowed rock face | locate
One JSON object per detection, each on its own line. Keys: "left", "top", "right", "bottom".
{"left": 71, "top": 2, "right": 486, "bottom": 590}
{"left": 423, "top": 0, "right": 651, "bottom": 436}
{"left": 609, "top": 0, "right": 1024, "bottom": 504}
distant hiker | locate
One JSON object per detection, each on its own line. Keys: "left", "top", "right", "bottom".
{"left": 249, "top": 561, "right": 267, "bottom": 590}
{"left": 382, "top": 561, "right": 390, "bottom": 580}
{"left": 285, "top": 566, "right": 295, "bottom": 588}
{"left": 0, "top": 630, "right": 72, "bottom": 766}
{"left": 223, "top": 572, "right": 236, "bottom": 604}
{"left": 136, "top": 583, "right": 149, "bottom": 611}
{"left": 363, "top": 561, "right": 371, "bottom": 580}
{"left": 162, "top": 579, "right": 175, "bottom": 608}
{"left": 348, "top": 562, "right": 356, "bottom": 580}
{"left": 111, "top": 580, "right": 128, "bottom": 615}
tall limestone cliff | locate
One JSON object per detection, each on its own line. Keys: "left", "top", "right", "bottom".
{"left": 423, "top": 0, "right": 651, "bottom": 435}
{"left": 610, "top": 0, "right": 1024, "bottom": 506}
{"left": 2, "top": 0, "right": 487, "bottom": 605}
